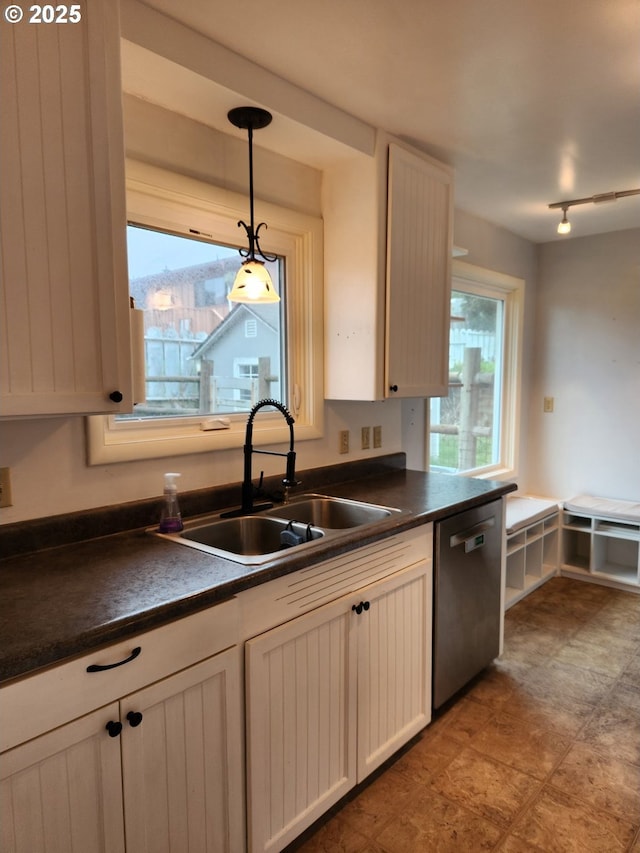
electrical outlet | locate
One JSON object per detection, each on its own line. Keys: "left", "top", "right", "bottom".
{"left": 339, "top": 429, "right": 349, "bottom": 454}
{"left": 373, "top": 425, "right": 382, "bottom": 448}
{"left": 0, "top": 467, "right": 12, "bottom": 508}
{"left": 543, "top": 396, "right": 554, "bottom": 413}
{"left": 361, "top": 426, "right": 371, "bottom": 450}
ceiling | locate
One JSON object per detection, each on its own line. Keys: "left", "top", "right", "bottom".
{"left": 124, "top": 0, "right": 640, "bottom": 244}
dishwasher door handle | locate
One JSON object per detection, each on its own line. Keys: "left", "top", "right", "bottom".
{"left": 449, "top": 517, "right": 496, "bottom": 552}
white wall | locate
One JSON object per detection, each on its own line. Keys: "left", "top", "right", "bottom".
{"left": 526, "top": 228, "right": 640, "bottom": 501}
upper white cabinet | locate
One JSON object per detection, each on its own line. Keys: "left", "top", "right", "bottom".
{"left": 0, "top": 0, "right": 132, "bottom": 417}
{"left": 324, "top": 136, "right": 453, "bottom": 400}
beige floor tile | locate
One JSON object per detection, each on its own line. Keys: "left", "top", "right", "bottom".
{"left": 622, "top": 653, "right": 640, "bottom": 685}
{"left": 502, "top": 686, "right": 595, "bottom": 738}
{"left": 389, "top": 729, "right": 460, "bottom": 785}
{"left": 291, "top": 815, "right": 374, "bottom": 852}
{"left": 511, "top": 786, "right": 636, "bottom": 852}
{"left": 551, "top": 635, "right": 633, "bottom": 678}
{"left": 462, "top": 659, "right": 524, "bottom": 710}
{"left": 435, "top": 696, "right": 495, "bottom": 744}
{"left": 588, "top": 608, "right": 640, "bottom": 642}
{"left": 376, "top": 788, "right": 502, "bottom": 852}
{"left": 429, "top": 747, "right": 541, "bottom": 829}
{"left": 469, "top": 710, "right": 571, "bottom": 779}
{"left": 498, "top": 836, "right": 548, "bottom": 852}
{"left": 578, "top": 703, "right": 640, "bottom": 767}
{"left": 338, "top": 768, "right": 416, "bottom": 836}
{"left": 571, "top": 621, "right": 640, "bottom": 655}
{"left": 502, "top": 620, "right": 566, "bottom": 664}
{"left": 549, "top": 740, "right": 640, "bottom": 823}
{"left": 522, "top": 659, "right": 615, "bottom": 707}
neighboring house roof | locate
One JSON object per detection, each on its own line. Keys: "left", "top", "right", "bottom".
{"left": 190, "top": 303, "right": 279, "bottom": 359}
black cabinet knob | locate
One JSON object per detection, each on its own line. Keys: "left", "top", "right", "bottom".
{"left": 352, "top": 602, "right": 363, "bottom": 615}
{"left": 109, "top": 390, "right": 123, "bottom": 403}
{"left": 363, "top": 601, "right": 370, "bottom": 611}
{"left": 126, "top": 711, "right": 143, "bottom": 728}
{"left": 105, "top": 720, "right": 122, "bottom": 738}
{"left": 389, "top": 385, "right": 398, "bottom": 393}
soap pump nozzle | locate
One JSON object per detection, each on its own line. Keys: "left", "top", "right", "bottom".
{"left": 158, "top": 472, "right": 183, "bottom": 533}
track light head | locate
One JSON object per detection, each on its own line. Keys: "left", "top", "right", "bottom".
{"left": 557, "top": 207, "right": 571, "bottom": 235}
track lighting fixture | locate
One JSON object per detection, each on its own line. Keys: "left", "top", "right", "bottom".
{"left": 556, "top": 206, "right": 571, "bottom": 235}
{"left": 227, "top": 106, "right": 280, "bottom": 303}
{"left": 549, "top": 188, "right": 640, "bottom": 236}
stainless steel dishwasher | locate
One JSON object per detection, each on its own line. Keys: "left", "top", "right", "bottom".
{"left": 433, "top": 499, "right": 503, "bottom": 709}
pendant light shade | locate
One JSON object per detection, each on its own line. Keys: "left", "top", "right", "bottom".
{"left": 227, "top": 106, "right": 280, "bottom": 304}
{"left": 227, "top": 259, "right": 280, "bottom": 303}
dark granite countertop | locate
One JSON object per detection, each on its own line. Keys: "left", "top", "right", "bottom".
{"left": 0, "top": 459, "right": 515, "bottom": 684}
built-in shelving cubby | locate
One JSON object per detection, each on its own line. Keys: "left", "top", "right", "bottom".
{"left": 561, "top": 499, "right": 640, "bottom": 591}
{"left": 505, "top": 497, "right": 560, "bottom": 609}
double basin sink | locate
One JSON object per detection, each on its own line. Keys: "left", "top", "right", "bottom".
{"left": 155, "top": 495, "right": 402, "bottom": 565}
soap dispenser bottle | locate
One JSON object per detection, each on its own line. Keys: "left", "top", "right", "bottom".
{"left": 158, "top": 472, "right": 184, "bottom": 533}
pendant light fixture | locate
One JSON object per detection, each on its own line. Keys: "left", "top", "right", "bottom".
{"left": 227, "top": 106, "right": 280, "bottom": 303}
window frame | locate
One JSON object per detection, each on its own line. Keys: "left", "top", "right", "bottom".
{"left": 87, "top": 160, "right": 323, "bottom": 464}
{"left": 428, "top": 260, "right": 524, "bottom": 480}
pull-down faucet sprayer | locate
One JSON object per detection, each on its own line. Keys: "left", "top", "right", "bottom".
{"left": 222, "top": 399, "right": 299, "bottom": 517}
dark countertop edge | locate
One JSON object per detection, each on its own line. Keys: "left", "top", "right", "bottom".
{"left": 0, "top": 465, "right": 516, "bottom": 685}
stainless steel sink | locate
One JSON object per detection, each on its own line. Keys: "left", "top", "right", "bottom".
{"left": 160, "top": 515, "right": 324, "bottom": 565}
{"left": 265, "top": 495, "right": 398, "bottom": 528}
{"left": 153, "top": 494, "right": 401, "bottom": 564}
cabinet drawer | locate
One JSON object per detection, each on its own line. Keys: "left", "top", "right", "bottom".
{"left": 239, "top": 525, "right": 432, "bottom": 639}
{"left": 0, "top": 598, "right": 238, "bottom": 751}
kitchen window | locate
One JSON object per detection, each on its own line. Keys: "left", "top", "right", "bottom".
{"left": 429, "top": 262, "right": 523, "bottom": 478}
{"left": 87, "top": 161, "right": 323, "bottom": 464}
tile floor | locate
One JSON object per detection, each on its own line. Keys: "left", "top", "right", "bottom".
{"left": 287, "top": 577, "right": 640, "bottom": 852}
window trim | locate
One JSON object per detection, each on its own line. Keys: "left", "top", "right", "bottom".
{"left": 87, "top": 160, "right": 323, "bottom": 464}
{"left": 429, "top": 259, "right": 524, "bottom": 480}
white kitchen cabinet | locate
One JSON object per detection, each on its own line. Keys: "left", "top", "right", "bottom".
{"left": 121, "top": 647, "right": 244, "bottom": 853}
{"left": 0, "top": 602, "right": 244, "bottom": 853}
{"left": 244, "top": 528, "right": 432, "bottom": 853}
{"left": 0, "top": 704, "right": 125, "bottom": 853}
{"left": 0, "top": 0, "right": 132, "bottom": 417}
{"left": 324, "top": 136, "right": 453, "bottom": 401}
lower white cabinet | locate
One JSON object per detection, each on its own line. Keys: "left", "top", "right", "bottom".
{"left": 245, "top": 556, "right": 431, "bottom": 853}
{"left": 121, "top": 648, "right": 244, "bottom": 853}
{"left": 0, "top": 604, "right": 244, "bottom": 853}
{"left": 0, "top": 703, "right": 126, "bottom": 853}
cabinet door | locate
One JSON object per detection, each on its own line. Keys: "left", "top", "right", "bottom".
{"left": 0, "top": 0, "right": 132, "bottom": 417}
{"left": 355, "top": 560, "right": 432, "bottom": 781}
{"left": 0, "top": 703, "right": 125, "bottom": 853}
{"left": 385, "top": 144, "right": 453, "bottom": 397}
{"left": 120, "top": 647, "right": 244, "bottom": 853}
{"left": 245, "top": 598, "right": 357, "bottom": 853}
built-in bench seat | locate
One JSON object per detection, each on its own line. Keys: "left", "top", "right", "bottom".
{"left": 564, "top": 494, "right": 640, "bottom": 524}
